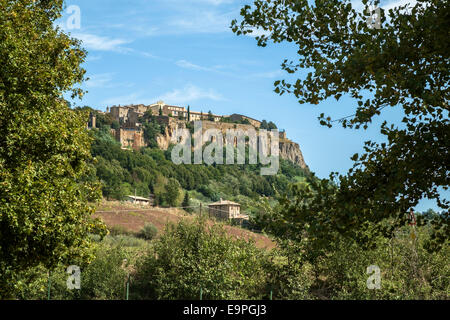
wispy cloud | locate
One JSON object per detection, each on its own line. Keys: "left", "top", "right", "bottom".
{"left": 245, "top": 28, "right": 271, "bottom": 38}
{"left": 382, "top": 0, "right": 418, "bottom": 12}
{"left": 176, "top": 60, "right": 214, "bottom": 72}
{"left": 85, "top": 73, "right": 135, "bottom": 91}
{"left": 175, "top": 59, "right": 240, "bottom": 77}
{"left": 157, "top": 84, "right": 225, "bottom": 104}
{"left": 195, "top": 0, "right": 235, "bottom": 5}
{"left": 70, "top": 32, "right": 159, "bottom": 60}
{"left": 248, "top": 69, "right": 284, "bottom": 79}
{"left": 166, "top": 9, "right": 234, "bottom": 34}
{"left": 175, "top": 59, "right": 284, "bottom": 80}
{"left": 85, "top": 73, "right": 115, "bottom": 88}
{"left": 85, "top": 54, "right": 102, "bottom": 62}
{"left": 351, "top": 0, "right": 419, "bottom": 13}
{"left": 101, "top": 92, "right": 143, "bottom": 106}
{"left": 100, "top": 84, "right": 225, "bottom": 107}
{"left": 72, "top": 33, "right": 131, "bottom": 52}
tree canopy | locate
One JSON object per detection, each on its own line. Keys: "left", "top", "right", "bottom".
{"left": 0, "top": 0, "right": 106, "bottom": 297}
{"left": 232, "top": 0, "right": 449, "bottom": 251}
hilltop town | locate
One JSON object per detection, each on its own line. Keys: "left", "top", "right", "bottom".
{"left": 88, "top": 101, "right": 308, "bottom": 169}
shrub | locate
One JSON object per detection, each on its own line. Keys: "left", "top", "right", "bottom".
{"left": 109, "top": 225, "right": 133, "bottom": 237}
{"left": 131, "top": 218, "right": 268, "bottom": 300}
{"left": 138, "top": 223, "right": 158, "bottom": 240}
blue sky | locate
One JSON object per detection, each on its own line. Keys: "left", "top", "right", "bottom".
{"left": 59, "top": 0, "right": 446, "bottom": 211}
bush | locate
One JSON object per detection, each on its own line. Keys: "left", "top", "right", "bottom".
{"left": 76, "top": 245, "right": 129, "bottom": 300}
{"left": 109, "top": 225, "right": 133, "bottom": 237}
{"left": 104, "top": 235, "right": 148, "bottom": 248}
{"left": 138, "top": 223, "right": 158, "bottom": 240}
{"left": 14, "top": 244, "right": 130, "bottom": 300}
{"left": 131, "top": 218, "right": 268, "bottom": 300}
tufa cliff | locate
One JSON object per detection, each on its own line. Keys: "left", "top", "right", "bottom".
{"left": 279, "top": 139, "right": 308, "bottom": 169}
{"left": 155, "top": 118, "right": 308, "bottom": 170}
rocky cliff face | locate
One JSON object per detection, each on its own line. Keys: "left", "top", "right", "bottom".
{"left": 155, "top": 119, "right": 308, "bottom": 170}
{"left": 279, "top": 140, "right": 308, "bottom": 169}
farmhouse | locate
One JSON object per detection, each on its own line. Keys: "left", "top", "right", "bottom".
{"left": 208, "top": 199, "right": 242, "bottom": 220}
{"left": 126, "top": 195, "right": 153, "bottom": 205}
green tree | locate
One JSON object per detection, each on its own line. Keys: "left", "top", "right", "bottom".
{"left": 182, "top": 191, "right": 193, "bottom": 213}
{"left": 187, "top": 105, "right": 191, "bottom": 121}
{"left": 260, "top": 120, "right": 268, "bottom": 130}
{"left": 165, "top": 178, "right": 181, "bottom": 207}
{"left": 232, "top": 0, "right": 449, "bottom": 251}
{"left": 0, "top": 0, "right": 106, "bottom": 297}
{"left": 143, "top": 121, "right": 161, "bottom": 148}
{"left": 267, "top": 121, "right": 277, "bottom": 130}
{"left": 208, "top": 110, "right": 214, "bottom": 121}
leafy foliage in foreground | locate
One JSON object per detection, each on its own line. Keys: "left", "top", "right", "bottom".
{"left": 232, "top": 0, "right": 449, "bottom": 251}
{"left": 8, "top": 217, "right": 449, "bottom": 300}
{"left": 0, "top": 0, "right": 106, "bottom": 298}
{"left": 131, "top": 218, "right": 269, "bottom": 299}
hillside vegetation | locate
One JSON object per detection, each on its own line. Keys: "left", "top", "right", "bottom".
{"left": 86, "top": 112, "right": 312, "bottom": 217}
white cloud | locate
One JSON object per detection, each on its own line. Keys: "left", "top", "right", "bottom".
{"left": 248, "top": 69, "right": 284, "bottom": 79}
{"left": 164, "top": 0, "right": 235, "bottom": 7}
{"left": 351, "top": 0, "right": 419, "bottom": 12}
{"left": 175, "top": 60, "right": 237, "bottom": 77}
{"left": 71, "top": 33, "right": 131, "bottom": 52}
{"left": 245, "top": 28, "right": 271, "bottom": 38}
{"left": 157, "top": 84, "right": 225, "bottom": 104}
{"left": 85, "top": 73, "right": 115, "bottom": 88}
{"left": 176, "top": 60, "right": 213, "bottom": 72}
{"left": 85, "top": 54, "right": 102, "bottom": 62}
{"left": 382, "top": 0, "right": 418, "bottom": 12}
{"left": 100, "top": 84, "right": 224, "bottom": 107}
{"left": 101, "top": 92, "right": 143, "bottom": 106}
{"left": 70, "top": 33, "right": 158, "bottom": 59}
{"left": 198, "top": 0, "right": 235, "bottom": 5}
{"left": 166, "top": 9, "right": 235, "bottom": 34}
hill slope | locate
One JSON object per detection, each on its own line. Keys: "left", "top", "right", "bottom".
{"left": 94, "top": 200, "right": 276, "bottom": 249}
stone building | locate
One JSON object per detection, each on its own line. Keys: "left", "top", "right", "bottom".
{"left": 127, "top": 109, "right": 144, "bottom": 127}
{"left": 113, "top": 128, "right": 146, "bottom": 150}
{"left": 208, "top": 199, "right": 241, "bottom": 220}
{"left": 191, "top": 111, "right": 222, "bottom": 122}
{"left": 126, "top": 195, "right": 153, "bottom": 206}
{"left": 132, "top": 104, "right": 148, "bottom": 114}
{"left": 147, "top": 101, "right": 186, "bottom": 117}
{"left": 87, "top": 112, "right": 96, "bottom": 129}
{"left": 110, "top": 105, "right": 132, "bottom": 124}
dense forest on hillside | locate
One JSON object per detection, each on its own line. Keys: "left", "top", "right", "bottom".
{"left": 85, "top": 108, "right": 312, "bottom": 216}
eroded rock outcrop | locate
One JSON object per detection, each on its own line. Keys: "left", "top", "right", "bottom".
{"left": 279, "top": 140, "right": 308, "bottom": 169}
{"left": 154, "top": 119, "right": 308, "bottom": 170}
